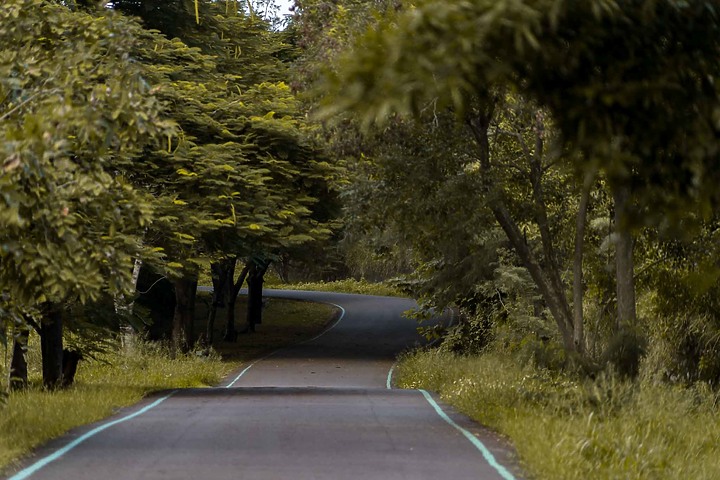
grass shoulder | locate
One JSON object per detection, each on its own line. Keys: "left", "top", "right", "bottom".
{"left": 0, "top": 297, "right": 336, "bottom": 472}
{"left": 273, "top": 278, "right": 404, "bottom": 297}
{"left": 396, "top": 349, "right": 720, "bottom": 480}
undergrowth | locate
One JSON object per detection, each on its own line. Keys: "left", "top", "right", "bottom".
{"left": 396, "top": 349, "right": 720, "bottom": 480}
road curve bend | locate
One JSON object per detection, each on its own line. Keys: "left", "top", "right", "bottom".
{"left": 5, "top": 290, "right": 523, "bottom": 480}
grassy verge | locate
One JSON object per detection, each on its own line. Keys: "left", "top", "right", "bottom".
{"left": 194, "top": 296, "right": 337, "bottom": 360}
{"left": 0, "top": 298, "right": 336, "bottom": 472}
{"left": 396, "top": 349, "right": 720, "bottom": 480}
{"left": 274, "top": 278, "right": 404, "bottom": 297}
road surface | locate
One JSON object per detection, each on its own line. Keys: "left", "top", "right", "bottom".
{"left": 5, "top": 290, "right": 522, "bottom": 480}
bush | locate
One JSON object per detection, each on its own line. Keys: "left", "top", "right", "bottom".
{"left": 648, "top": 275, "right": 720, "bottom": 386}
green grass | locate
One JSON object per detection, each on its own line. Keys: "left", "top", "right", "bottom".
{"left": 396, "top": 349, "right": 720, "bottom": 480}
{"left": 0, "top": 343, "right": 228, "bottom": 470}
{"left": 274, "top": 278, "right": 404, "bottom": 297}
{"left": 0, "top": 298, "right": 336, "bottom": 472}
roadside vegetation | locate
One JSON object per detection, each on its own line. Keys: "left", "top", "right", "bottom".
{"left": 294, "top": 1, "right": 720, "bottom": 478}
{"left": 397, "top": 349, "right": 720, "bottom": 480}
{"left": 0, "top": 342, "right": 227, "bottom": 471}
{"left": 273, "top": 279, "right": 404, "bottom": 297}
{"left": 0, "top": 298, "right": 335, "bottom": 471}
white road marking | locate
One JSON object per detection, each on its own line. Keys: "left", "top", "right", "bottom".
{"left": 224, "top": 303, "right": 346, "bottom": 388}
{"left": 386, "top": 363, "right": 396, "bottom": 389}
{"left": 9, "top": 391, "right": 178, "bottom": 480}
{"left": 419, "top": 389, "right": 516, "bottom": 480}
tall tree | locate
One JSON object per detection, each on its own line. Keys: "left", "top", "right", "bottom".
{"left": 112, "top": 0, "right": 340, "bottom": 347}
{"left": 0, "top": 0, "right": 171, "bottom": 388}
{"left": 322, "top": 0, "right": 720, "bottom": 360}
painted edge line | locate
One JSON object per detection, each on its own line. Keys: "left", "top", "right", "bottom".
{"left": 9, "top": 390, "right": 178, "bottom": 480}
{"left": 386, "top": 363, "right": 396, "bottom": 390}
{"left": 303, "top": 303, "right": 346, "bottom": 344}
{"left": 418, "top": 389, "right": 516, "bottom": 480}
{"left": 388, "top": 307, "right": 454, "bottom": 390}
{"left": 224, "top": 303, "right": 346, "bottom": 388}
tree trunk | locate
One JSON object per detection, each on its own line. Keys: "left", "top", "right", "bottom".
{"left": 172, "top": 276, "right": 198, "bottom": 352}
{"left": 276, "top": 253, "right": 291, "bottom": 283}
{"left": 40, "top": 304, "right": 64, "bottom": 390}
{"left": 246, "top": 261, "right": 269, "bottom": 333}
{"left": 612, "top": 184, "right": 637, "bottom": 329}
{"left": 9, "top": 328, "right": 29, "bottom": 391}
{"left": 206, "top": 259, "right": 233, "bottom": 345}
{"left": 224, "top": 261, "right": 249, "bottom": 342}
{"left": 491, "top": 202, "right": 577, "bottom": 352}
{"left": 61, "top": 349, "right": 82, "bottom": 388}
{"left": 119, "top": 257, "right": 144, "bottom": 349}
{"left": 572, "top": 173, "right": 594, "bottom": 354}
{"left": 466, "top": 109, "right": 577, "bottom": 353}
{"left": 528, "top": 115, "right": 571, "bottom": 330}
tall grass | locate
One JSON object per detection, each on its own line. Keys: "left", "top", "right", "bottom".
{"left": 396, "top": 349, "right": 720, "bottom": 480}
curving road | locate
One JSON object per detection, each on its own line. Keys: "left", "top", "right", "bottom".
{"left": 5, "top": 290, "right": 522, "bottom": 480}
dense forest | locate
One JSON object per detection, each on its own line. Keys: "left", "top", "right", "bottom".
{"left": 1, "top": 0, "right": 720, "bottom": 459}
{"left": 1, "top": 0, "right": 342, "bottom": 390}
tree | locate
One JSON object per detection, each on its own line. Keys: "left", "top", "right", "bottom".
{"left": 0, "top": 0, "right": 172, "bottom": 388}
{"left": 110, "top": 0, "right": 341, "bottom": 348}
{"left": 322, "top": 0, "right": 720, "bottom": 363}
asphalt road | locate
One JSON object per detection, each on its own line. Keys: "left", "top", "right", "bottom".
{"left": 5, "top": 290, "right": 522, "bottom": 480}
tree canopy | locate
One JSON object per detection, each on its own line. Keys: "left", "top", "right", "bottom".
{"left": 312, "top": 0, "right": 720, "bottom": 376}
{"left": 1, "top": 0, "right": 342, "bottom": 385}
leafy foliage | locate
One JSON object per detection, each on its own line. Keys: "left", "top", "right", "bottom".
{"left": 319, "top": 0, "right": 720, "bottom": 377}
{"left": 325, "top": 0, "right": 720, "bottom": 219}
{"left": 0, "top": 0, "right": 171, "bottom": 309}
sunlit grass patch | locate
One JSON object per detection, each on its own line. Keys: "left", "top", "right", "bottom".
{"left": 396, "top": 349, "right": 720, "bottom": 480}
{"left": 274, "top": 278, "right": 404, "bottom": 297}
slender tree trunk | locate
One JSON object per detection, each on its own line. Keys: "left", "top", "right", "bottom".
{"left": 9, "top": 328, "right": 29, "bottom": 391}
{"left": 40, "top": 304, "right": 64, "bottom": 390}
{"left": 224, "top": 261, "right": 249, "bottom": 342}
{"left": 466, "top": 108, "right": 577, "bottom": 353}
{"left": 612, "top": 184, "right": 637, "bottom": 329}
{"left": 245, "top": 261, "right": 269, "bottom": 333}
{"left": 118, "top": 257, "right": 144, "bottom": 349}
{"left": 277, "top": 254, "right": 290, "bottom": 283}
{"left": 206, "top": 259, "right": 233, "bottom": 345}
{"left": 528, "top": 114, "right": 571, "bottom": 325}
{"left": 172, "top": 276, "right": 198, "bottom": 352}
{"left": 491, "top": 203, "right": 576, "bottom": 352}
{"left": 129, "top": 258, "right": 143, "bottom": 311}
{"left": 527, "top": 150, "right": 575, "bottom": 348}
{"left": 572, "top": 173, "right": 594, "bottom": 354}
{"left": 61, "top": 350, "right": 82, "bottom": 388}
